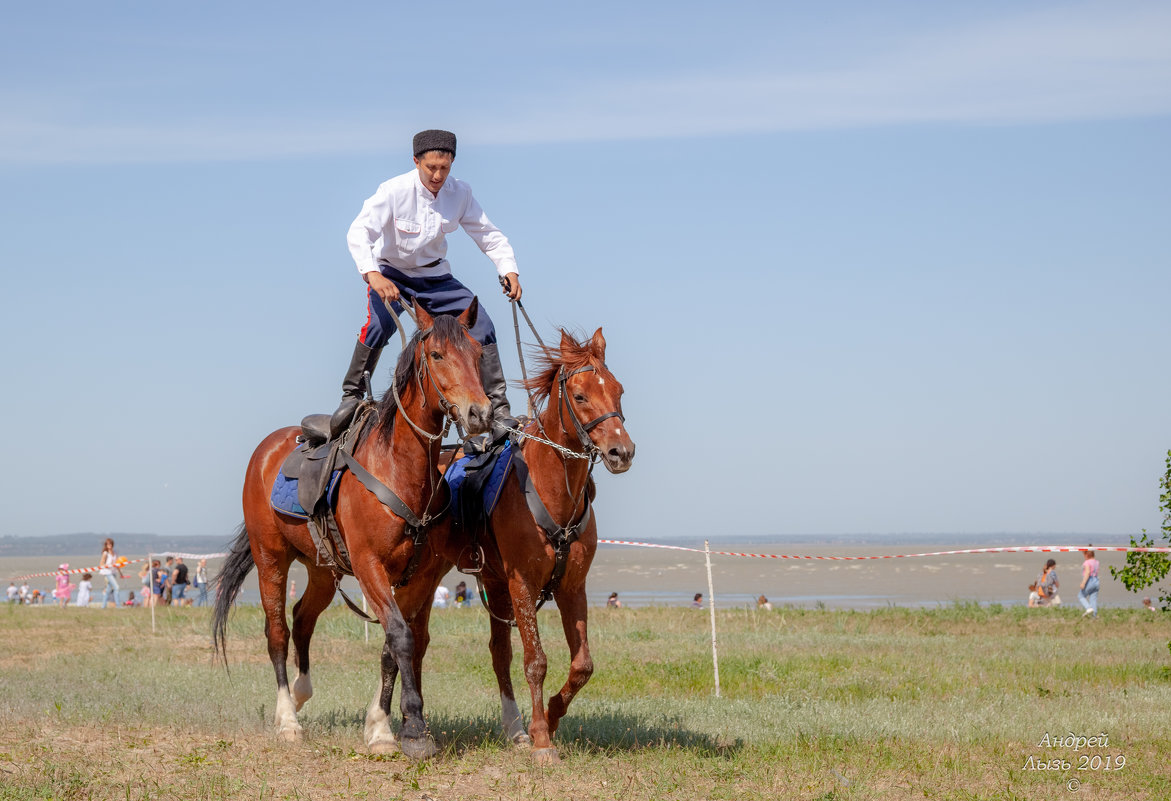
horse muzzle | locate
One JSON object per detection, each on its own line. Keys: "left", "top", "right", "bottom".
{"left": 457, "top": 401, "right": 492, "bottom": 436}
{"left": 601, "top": 440, "right": 635, "bottom": 474}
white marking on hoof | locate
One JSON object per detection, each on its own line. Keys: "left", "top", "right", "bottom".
{"left": 364, "top": 688, "right": 397, "bottom": 752}
{"left": 277, "top": 723, "right": 304, "bottom": 743}
{"left": 531, "top": 746, "right": 560, "bottom": 765}
{"left": 292, "top": 672, "right": 313, "bottom": 711}
{"left": 274, "top": 688, "right": 302, "bottom": 742}
{"left": 501, "top": 693, "right": 529, "bottom": 746}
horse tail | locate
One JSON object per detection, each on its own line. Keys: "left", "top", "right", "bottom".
{"left": 212, "top": 523, "right": 255, "bottom": 667}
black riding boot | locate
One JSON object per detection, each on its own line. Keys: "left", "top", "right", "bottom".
{"left": 329, "top": 340, "right": 382, "bottom": 439}
{"left": 479, "top": 343, "right": 518, "bottom": 439}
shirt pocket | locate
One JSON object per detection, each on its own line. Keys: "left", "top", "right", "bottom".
{"left": 394, "top": 218, "right": 423, "bottom": 253}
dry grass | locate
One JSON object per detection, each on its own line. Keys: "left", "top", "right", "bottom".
{"left": 1, "top": 602, "right": 1169, "bottom": 800}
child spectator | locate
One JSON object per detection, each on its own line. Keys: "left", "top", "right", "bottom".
{"left": 53, "top": 564, "right": 75, "bottom": 608}
{"left": 76, "top": 573, "right": 93, "bottom": 607}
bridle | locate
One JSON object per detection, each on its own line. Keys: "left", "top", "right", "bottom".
{"left": 335, "top": 299, "right": 480, "bottom": 609}
{"left": 556, "top": 365, "right": 625, "bottom": 460}
{"left": 386, "top": 300, "right": 472, "bottom": 444}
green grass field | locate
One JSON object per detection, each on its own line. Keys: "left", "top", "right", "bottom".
{"left": 1, "top": 602, "right": 1168, "bottom": 800}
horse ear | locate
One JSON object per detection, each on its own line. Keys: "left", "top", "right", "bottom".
{"left": 559, "top": 329, "right": 576, "bottom": 353}
{"left": 414, "top": 301, "right": 434, "bottom": 330}
{"left": 589, "top": 327, "right": 607, "bottom": 359}
{"left": 458, "top": 296, "right": 479, "bottom": 331}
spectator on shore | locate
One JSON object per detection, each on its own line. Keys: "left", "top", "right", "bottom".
{"left": 53, "top": 564, "right": 75, "bottom": 608}
{"left": 607, "top": 592, "right": 622, "bottom": 608}
{"left": 19, "top": 582, "right": 30, "bottom": 604}
{"left": 98, "top": 537, "right": 123, "bottom": 608}
{"left": 453, "top": 581, "right": 471, "bottom": 607}
{"left": 1078, "top": 548, "right": 1100, "bottom": 618}
{"left": 1035, "top": 559, "right": 1061, "bottom": 606}
{"left": 433, "top": 584, "right": 450, "bottom": 608}
{"left": 171, "top": 557, "right": 190, "bottom": 604}
{"left": 139, "top": 564, "right": 152, "bottom": 606}
{"left": 1142, "top": 597, "right": 1157, "bottom": 612}
{"left": 691, "top": 593, "right": 703, "bottom": 609}
{"left": 162, "top": 557, "right": 175, "bottom": 605}
{"left": 194, "top": 559, "right": 210, "bottom": 607}
{"left": 6, "top": 581, "right": 16, "bottom": 604}
{"left": 1028, "top": 582, "right": 1042, "bottom": 607}
{"left": 757, "top": 595, "right": 773, "bottom": 611}
{"left": 125, "top": 591, "right": 138, "bottom": 607}
{"left": 30, "top": 588, "right": 42, "bottom": 605}
{"left": 76, "top": 573, "right": 93, "bottom": 608}
{"left": 151, "top": 560, "right": 167, "bottom": 606}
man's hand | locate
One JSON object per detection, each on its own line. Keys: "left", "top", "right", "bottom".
{"left": 502, "top": 272, "right": 522, "bottom": 300}
{"left": 365, "top": 271, "right": 400, "bottom": 304}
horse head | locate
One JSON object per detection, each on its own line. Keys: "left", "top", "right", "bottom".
{"left": 552, "top": 328, "right": 635, "bottom": 474}
{"left": 395, "top": 300, "right": 491, "bottom": 437}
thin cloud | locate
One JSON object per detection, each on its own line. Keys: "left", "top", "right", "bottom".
{"left": 3, "top": 4, "right": 1169, "bottom": 165}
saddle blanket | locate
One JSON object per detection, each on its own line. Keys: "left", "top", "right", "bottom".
{"left": 444, "top": 439, "right": 514, "bottom": 527}
{"left": 270, "top": 458, "right": 344, "bottom": 519}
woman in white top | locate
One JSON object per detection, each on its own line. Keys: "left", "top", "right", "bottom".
{"left": 98, "top": 538, "right": 121, "bottom": 608}
{"left": 194, "top": 559, "right": 209, "bottom": 607}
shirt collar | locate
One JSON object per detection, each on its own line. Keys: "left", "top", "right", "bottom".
{"left": 413, "top": 170, "right": 453, "bottom": 202}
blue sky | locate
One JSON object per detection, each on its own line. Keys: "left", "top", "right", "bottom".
{"left": 1, "top": 1, "right": 1168, "bottom": 541}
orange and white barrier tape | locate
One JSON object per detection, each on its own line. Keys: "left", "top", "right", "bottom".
{"left": 13, "top": 558, "right": 145, "bottom": 581}
{"left": 11, "top": 552, "right": 226, "bottom": 581}
{"left": 597, "top": 540, "right": 1171, "bottom": 560}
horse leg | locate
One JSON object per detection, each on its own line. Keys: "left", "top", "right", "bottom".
{"left": 364, "top": 570, "right": 432, "bottom": 756}
{"left": 289, "top": 562, "right": 336, "bottom": 711}
{"left": 483, "top": 575, "right": 530, "bottom": 747}
{"left": 253, "top": 545, "right": 300, "bottom": 741}
{"left": 363, "top": 634, "right": 401, "bottom": 754}
{"left": 509, "top": 581, "right": 557, "bottom": 763}
{"left": 545, "top": 586, "right": 593, "bottom": 737}
{"left": 355, "top": 563, "right": 437, "bottom": 760}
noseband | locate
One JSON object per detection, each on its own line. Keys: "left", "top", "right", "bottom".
{"left": 391, "top": 326, "right": 471, "bottom": 443}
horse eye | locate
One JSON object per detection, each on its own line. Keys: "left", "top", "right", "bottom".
{"left": 430, "top": 350, "right": 443, "bottom": 361}
{"left": 573, "top": 394, "right": 586, "bottom": 403}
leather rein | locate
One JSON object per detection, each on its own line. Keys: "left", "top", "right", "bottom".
{"left": 335, "top": 302, "right": 475, "bottom": 619}
{"left": 472, "top": 294, "right": 625, "bottom": 624}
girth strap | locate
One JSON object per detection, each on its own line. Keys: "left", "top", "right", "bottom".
{"left": 511, "top": 448, "right": 592, "bottom": 610}
{"left": 337, "top": 450, "right": 449, "bottom": 587}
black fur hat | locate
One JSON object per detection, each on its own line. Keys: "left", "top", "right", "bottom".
{"left": 413, "top": 129, "right": 456, "bottom": 158}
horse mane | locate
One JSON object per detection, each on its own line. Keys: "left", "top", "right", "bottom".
{"left": 362, "top": 313, "right": 476, "bottom": 448}
{"left": 523, "top": 330, "right": 605, "bottom": 408}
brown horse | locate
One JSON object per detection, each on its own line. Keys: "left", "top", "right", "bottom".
{"left": 212, "top": 302, "right": 489, "bottom": 759}
{"left": 395, "top": 327, "right": 635, "bottom": 763}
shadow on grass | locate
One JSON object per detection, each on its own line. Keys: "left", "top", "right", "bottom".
{"left": 300, "top": 707, "right": 741, "bottom": 758}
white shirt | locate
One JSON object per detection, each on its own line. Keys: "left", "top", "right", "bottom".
{"left": 347, "top": 170, "right": 517, "bottom": 279}
{"left": 433, "top": 585, "right": 451, "bottom": 607}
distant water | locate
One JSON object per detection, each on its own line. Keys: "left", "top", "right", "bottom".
{"left": 4, "top": 534, "right": 1145, "bottom": 612}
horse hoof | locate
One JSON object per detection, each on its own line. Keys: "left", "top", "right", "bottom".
{"left": 531, "top": 747, "right": 560, "bottom": 765}
{"left": 399, "top": 735, "right": 439, "bottom": 761}
{"left": 512, "top": 733, "right": 533, "bottom": 749}
{"left": 277, "top": 726, "right": 303, "bottom": 743}
{"left": 368, "top": 738, "right": 398, "bottom": 756}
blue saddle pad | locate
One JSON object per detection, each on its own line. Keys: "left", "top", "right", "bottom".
{"left": 270, "top": 457, "right": 344, "bottom": 519}
{"left": 445, "top": 440, "right": 514, "bottom": 527}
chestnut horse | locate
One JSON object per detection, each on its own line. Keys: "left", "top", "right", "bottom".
{"left": 212, "top": 302, "right": 489, "bottom": 759}
{"left": 395, "top": 327, "right": 635, "bottom": 763}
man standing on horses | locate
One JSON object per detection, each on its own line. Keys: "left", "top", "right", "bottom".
{"left": 331, "top": 129, "right": 520, "bottom": 439}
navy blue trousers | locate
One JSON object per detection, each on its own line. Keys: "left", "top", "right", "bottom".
{"left": 358, "top": 266, "right": 496, "bottom": 348}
